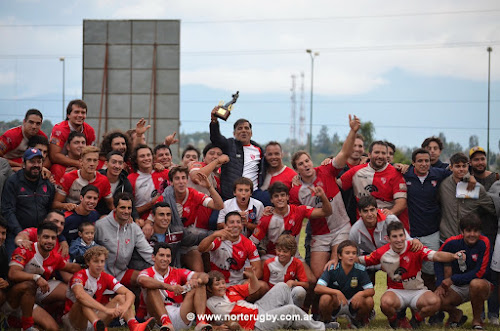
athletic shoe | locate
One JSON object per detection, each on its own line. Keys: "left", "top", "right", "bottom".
{"left": 428, "top": 311, "right": 445, "bottom": 326}
{"left": 490, "top": 317, "right": 500, "bottom": 326}
{"left": 160, "top": 323, "right": 174, "bottom": 331}
{"left": 397, "top": 317, "right": 412, "bottom": 329}
{"left": 409, "top": 316, "right": 422, "bottom": 329}
{"left": 95, "top": 319, "right": 107, "bottom": 331}
{"left": 195, "top": 322, "right": 213, "bottom": 331}
{"left": 324, "top": 321, "right": 340, "bottom": 329}
{"left": 132, "top": 317, "right": 156, "bottom": 331}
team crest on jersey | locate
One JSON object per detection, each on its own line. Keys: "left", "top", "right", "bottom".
{"left": 288, "top": 219, "right": 295, "bottom": 226}
{"left": 381, "top": 177, "right": 387, "bottom": 185}
{"left": 43, "top": 185, "right": 47, "bottom": 193}
{"left": 472, "top": 254, "right": 478, "bottom": 261}
{"left": 238, "top": 251, "right": 244, "bottom": 258}
{"left": 431, "top": 180, "right": 437, "bottom": 187}
{"left": 184, "top": 207, "right": 190, "bottom": 214}
{"left": 20, "top": 187, "right": 25, "bottom": 192}
{"left": 170, "top": 281, "right": 177, "bottom": 285}
{"left": 290, "top": 271, "right": 295, "bottom": 277}
{"left": 350, "top": 277, "right": 358, "bottom": 288}
{"left": 229, "top": 291, "right": 237, "bottom": 296}
{"left": 403, "top": 256, "right": 410, "bottom": 263}
{"left": 55, "top": 130, "right": 62, "bottom": 136}
{"left": 98, "top": 283, "right": 102, "bottom": 290}
{"left": 125, "top": 239, "right": 131, "bottom": 244}
{"left": 250, "top": 154, "right": 256, "bottom": 160}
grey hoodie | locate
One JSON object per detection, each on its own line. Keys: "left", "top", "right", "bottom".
{"left": 95, "top": 211, "right": 153, "bottom": 280}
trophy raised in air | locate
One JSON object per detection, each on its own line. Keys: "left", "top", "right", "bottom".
{"left": 214, "top": 91, "right": 239, "bottom": 121}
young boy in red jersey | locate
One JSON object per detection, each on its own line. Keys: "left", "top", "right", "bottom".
{"left": 263, "top": 234, "right": 308, "bottom": 307}
{"left": 63, "top": 245, "right": 155, "bottom": 331}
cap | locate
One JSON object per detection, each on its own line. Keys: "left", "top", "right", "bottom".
{"left": 469, "top": 146, "right": 486, "bottom": 158}
{"left": 23, "top": 148, "right": 43, "bottom": 161}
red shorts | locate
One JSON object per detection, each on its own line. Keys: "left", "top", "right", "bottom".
{"left": 119, "top": 269, "right": 136, "bottom": 288}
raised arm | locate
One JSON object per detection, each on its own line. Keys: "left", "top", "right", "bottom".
{"left": 309, "top": 186, "right": 333, "bottom": 218}
{"left": 333, "top": 115, "right": 361, "bottom": 168}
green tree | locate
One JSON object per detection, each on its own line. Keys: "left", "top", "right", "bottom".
{"left": 314, "top": 125, "right": 331, "bottom": 155}
{"left": 359, "top": 121, "right": 375, "bottom": 147}
{"left": 469, "top": 135, "right": 479, "bottom": 149}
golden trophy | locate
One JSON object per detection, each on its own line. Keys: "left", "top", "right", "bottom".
{"left": 214, "top": 91, "right": 239, "bottom": 121}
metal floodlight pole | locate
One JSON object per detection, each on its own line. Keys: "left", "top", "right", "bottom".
{"left": 306, "top": 49, "right": 319, "bottom": 154}
{"left": 487, "top": 47, "right": 492, "bottom": 169}
{"left": 59, "top": 57, "right": 66, "bottom": 120}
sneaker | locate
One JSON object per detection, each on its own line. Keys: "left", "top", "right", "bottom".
{"left": 95, "top": 320, "right": 107, "bottom": 331}
{"left": 132, "top": 317, "right": 156, "bottom": 331}
{"left": 160, "top": 323, "right": 174, "bottom": 331}
{"left": 324, "top": 321, "right": 340, "bottom": 329}
{"left": 428, "top": 311, "right": 445, "bottom": 326}
{"left": 368, "top": 309, "right": 376, "bottom": 321}
{"left": 409, "top": 316, "right": 422, "bottom": 329}
{"left": 397, "top": 317, "right": 412, "bottom": 329}
{"left": 346, "top": 315, "right": 365, "bottom": 329}
{"left": 490, "top": 317, "right": 500, "bottom": 326}
{"left": 389, "top": 319, "right": 398, "bottom": 329}
{"left": 195, "top": 322, "right": 213, "bottom": 331}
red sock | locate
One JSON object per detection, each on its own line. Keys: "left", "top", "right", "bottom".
{"left": 389, "top": 314, "right": 398, "bottom": 322}
{"left": 414, "top": 312, "right": 423, "bottom": 322}
{"left": 21, "top": 316, "right": 34, "bottom": 330}
{"left": 127, "top": 318, "right": 138, "bottom": 329}
{"left": 161, "top": 314, "right": 172, "bottom": 325}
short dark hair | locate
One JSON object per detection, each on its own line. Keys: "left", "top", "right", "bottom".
{"left": 268, "top": 181, "right": 289, "bottom": 197}
{"left": 421, "top": 136, "right": 444, "bottom": 150}
{"left": 78, "top": 222, "right": 95, "bottom": 233}
{"left": 291, "top": 150, "right": 310, "bottom": 170}
{"left": 67, "top": 131, "right": 86, "bottom": 145}
{"left": 106, "top": 150, "right": 124, "bottom": 162}
{"left": 152, "top": 201, "right": 171, "bottom": 215}
{"left": 233, "top": 119, "right": 252, "bottom": 131}
{"left": 233, "top": 177, "right": 254, "bottom": 192}
{"left": 37, "top": 221, "right": 59, "bottom": 236}
{"left": 265, "top": 141, "right": 282, "bottom": 151}
{"left": 202, "top": 143, "right": 220, "bottom": 157}
{"left": 357, "top": 195, "right": 377, "bottom": 211}
{"left": 154, "top": 144, "right": 172, "bottom": 156}
{"left": 153, "top": 242, "right": 172, "bottom": 255}
{"left": 385, "top": 141, "right": 396, "bottom": 153}
{"left": 225, "top": 211, "right": 242, "bottom": 224}
{"left": 114, "top": 192, "right": 133, "bottom": 208}
{"left": 27, "top": 135, "right": 49, "bottom": 149}
{"left": 168, "top": 165, "right": 189, "bottom": 182}
{"left": 181, "top": 145, "right": 200, "bottom": 160}
{"left": 460, "top": 213, "right": 482, "bottom": 232}
{"left": 0, "top": 216, "right": 7, "bottom": 230}
{"left": 81, "top": 184, "right": 99, "bottom": 197}
{"left": 45, "top": 210, "right": 64, "bottom": 222}
{"left": 450, "top": 152, "right": 469, "bottom": 165}
{"left": 131, "top": 144, "right": 153, "bottom": 171}
{"left": 386, "top": 221, "right": 405, "bottom": 237}
{"left": 24, "top": 109, "right": 43, "bottom": 121}
{"left": 66, "top": 99, "right": 87, "bottom": 118}
{"left": 411, "top": 148, "right": 430, "bottom": 162}
{"left": 207, "top": 270, "right": 226, "bottom": 288}
{"left": 368, "top": 140, "right": 388, "bottom": 153}
{"left": 337, "top": 240, "right": 358, "bottom": 257}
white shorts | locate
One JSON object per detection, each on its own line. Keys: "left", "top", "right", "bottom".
{"left": 36, "top": 279, "right": 61, "bottom": 303}
{"left": 62, "top": 312, "right": 93, "bottom": 331}
{"left": 1, "top": 301, "right": 39, "bottom": 319}
{"left": 166, "top": 305, "right": 193, "bottom": 331}
{"left": 310, "top": 222, "right": 350, "bottom": 252}
{"left": 387, "top": 288, "right": 429, "bottom": 311}
{"left": 332, "top": 300, "right": 356, "bottom": 319}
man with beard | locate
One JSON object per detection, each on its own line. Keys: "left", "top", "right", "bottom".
{"left": 97, "top": 130, "right": 132, "bottom": 171}
{"left": 338, "top": 140, "right": 409, "bottom": 230}
{"left": 2, "top": 148, "right": 55, "bottom": 257}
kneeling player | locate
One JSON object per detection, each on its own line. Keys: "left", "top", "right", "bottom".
{"left": 315, "top": 240, "right": 374, "bottom": 328}
{"left": 138, "top": 242, "right": 212, "bottom": 331}
{"left": 435, "top": 215, "right": 491, "bottom": 329}
{"left": 359, "top": 221, "right": 465, "bottom": 329}
{"left": 63, "top": 246, "right": 155, "bottom": 331}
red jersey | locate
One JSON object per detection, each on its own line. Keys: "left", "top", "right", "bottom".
{"left": 20, "top": 227, "right": 67, "bottom": 260}
{"left": 263, "top": 256, "right": 307, "bottom": 287}
{"left": 289, "top": 160, "right": 350, "bottom": 235}
{"left": 206, "top": 283, "right": 258, "bottom": 329}
{"left": 58, "top": 170, "right": 112, "bottom": 204}
{"left": 261, "top": 166, "right": 297, "bottom": 190}
{"left": 338, "top": 162, "right": 409, "bottom": 229}
{"left": 178, "top": 187, "right": 213, "bottom": 228}
{"left": 360, "top": 240, "right": 435, "bottom": 290}
{"left": 0, "top": 126, "right": 47, "bottom": 163}
{"left": 65, "top": 269, "right": 122, "bottom": 313}
{"left": 128, "top": 169, "right": 169, "bottom": 219}
{"left": 138, "top": 266, "right": 193, "bottom": 305}
{"left": 50, "top": 163, "right": 74, "bottom": 186}
{"left": 10, "top": 243, "right": 66, "bottom": 280}
{"left": 50, "top": 120, "right": 96, "bottom": 149}
{"left": 188, "top": 161, "right": 221, "bottom": 193}
{"left": 209, "top": 234, "right": 260, "bottom": 285}
{"left": 250, "top": 204, "right": 313, "bottom": 256}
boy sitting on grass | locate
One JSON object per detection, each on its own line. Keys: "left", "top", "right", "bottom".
{"left": 315, "top": 240, "right": 375, "bottom": 329}
{"left": 263, "top": 234, "right": 308, "bottom": 307}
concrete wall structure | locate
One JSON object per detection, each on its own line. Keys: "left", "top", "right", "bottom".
{"left": 82, "top": 19, "right": 180, "bottom": 152}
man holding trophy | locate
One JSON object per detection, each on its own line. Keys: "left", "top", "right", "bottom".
{"left": 209, "top": 92, "right": 267, "bottom": 201}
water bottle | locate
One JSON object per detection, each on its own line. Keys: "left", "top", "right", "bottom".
{"left": 181, "top": 284, "right": 192, "bottom": 294}
{"left": 457, "top": 252, "right": 467, "bottom": 272}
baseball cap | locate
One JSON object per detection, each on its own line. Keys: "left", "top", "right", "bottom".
{"left": 23, "top": 148, "right": 43, "bottom": 161}
{"left": 469, "top": 146, "right": 486, "bottom": 158}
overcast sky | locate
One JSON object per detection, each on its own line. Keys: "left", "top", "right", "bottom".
{"left": 1, "top": 0, "right": 500, "bottom": 153}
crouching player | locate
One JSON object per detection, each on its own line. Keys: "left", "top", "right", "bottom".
{"left": 138, "top": 242, "right": 212, "bottom": 331}
{"left": 435, "top": 215, "right": 492, "bottom": 329}
{"left": 315, "top": 240, "right": 374, "bottom": 329}
{"left": 5, "top": 222, "right": 81, "bottom": 331}
{"left": 359, "top": 221, "right": 465, "bottom": 329}
{"left": 207, "top": 267, "right": 332, "bottom": 330}
{"left": 263, "top": 234, "right": 308, "bottom": 307}
{"left": 63, "top": 246, "right": 155, "bottom": 331}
